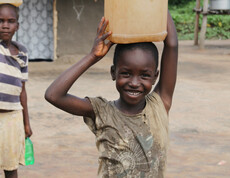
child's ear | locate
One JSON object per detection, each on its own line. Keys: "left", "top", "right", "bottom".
{"left": 16, "top": 22, "right": 19, "bottom": 31}
{"left": 152, "top": 70, "right": 159, "bottom": 85}
{"left": 110, "top": 65, "right": 116, "bottom": 81}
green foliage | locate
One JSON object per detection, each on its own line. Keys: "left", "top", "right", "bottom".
{"left": 169, "top": 0, "right": 230, "bottom": 40}
{"left": 169, "top": 0, "right": 193, "bottom": 6}
{"left": 206, "top": 16, "right": 230, "bottom": 39}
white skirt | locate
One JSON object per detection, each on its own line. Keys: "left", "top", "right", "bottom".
{"left": 0, "top": 110, "right": 25, "bottom": 171}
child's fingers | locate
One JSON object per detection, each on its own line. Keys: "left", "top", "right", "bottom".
{"left": 101, "top": 19, "right": 109, "bottom": 34}
{"left": 97, "top": 17, "right": 105, "bottom": 34}
{"left": 100, "top": 31, "right": 112, "bottom": 41}
{"left": 98, "top": 18, "right": 109, "bottom": 37}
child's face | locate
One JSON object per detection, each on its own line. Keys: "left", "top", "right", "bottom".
{"left": 111, "top": 48, "right": 158, "bottom": 106}
{"left": 0, "top": 5, "right": 18, "bottom": 42}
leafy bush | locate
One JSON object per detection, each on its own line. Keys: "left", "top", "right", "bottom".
{"left": 169, "top": 0, "right": 193, "bottom": 6}
{"left": 169, "top": 0, "right": 230, "bottom": 40}
{"left": 206, "top": 16, "right": 230, "bottom": 39}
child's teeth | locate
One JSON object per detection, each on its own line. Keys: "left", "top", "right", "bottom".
{"left": 128, "top": 92, "right": 139, "bottom": 96}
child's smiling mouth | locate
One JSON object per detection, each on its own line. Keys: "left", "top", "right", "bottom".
{"left": 126, "top": 90, "right": 142, "bottom": 96}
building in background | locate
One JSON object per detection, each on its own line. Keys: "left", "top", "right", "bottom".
{"left": 15, "top": 0, "right": 104, "bottom": 61}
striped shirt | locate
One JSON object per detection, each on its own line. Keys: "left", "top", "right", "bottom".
{"left": 0, "top": 40, "right": 28, "bottom": 110}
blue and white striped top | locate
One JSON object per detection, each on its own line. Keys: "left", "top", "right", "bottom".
{"left": 0, "top": 40, "right": 28, "bottom": 110}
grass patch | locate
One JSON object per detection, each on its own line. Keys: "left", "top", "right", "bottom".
{"left": 169, "top": 0, "right": 230, "bottom": 40}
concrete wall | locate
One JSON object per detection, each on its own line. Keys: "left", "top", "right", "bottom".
{"left": 56, "top": 0, "right": 104, "bottom": 58}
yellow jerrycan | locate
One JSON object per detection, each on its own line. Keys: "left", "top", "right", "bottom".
{"left": 0, "top": 0, "right": 23, "bottom": 7}
{"left": 105, "top": 0, "right": 168, "bottom": 44}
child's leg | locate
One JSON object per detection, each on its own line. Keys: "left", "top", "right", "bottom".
{"left": 4, "top": 170, "right": 18, "bottom": 178}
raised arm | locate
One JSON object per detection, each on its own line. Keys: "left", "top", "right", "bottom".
{"left": 154, "top": 11, "right": 178, "bottom": 113}
{"left": 45, "top": 17, "right": 113, "bottom": 118}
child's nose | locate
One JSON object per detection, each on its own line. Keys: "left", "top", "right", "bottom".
{"left": 129, "top": 76, "right": 140, "bottom": 88}
{"left": 2, "top": 22, "right": 9, "bottom": 28}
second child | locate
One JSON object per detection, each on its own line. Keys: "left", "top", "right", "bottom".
{"left": 0, "top": 3, "right": 32, "bottom": 178}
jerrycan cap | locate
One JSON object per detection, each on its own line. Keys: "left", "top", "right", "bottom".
{"left": 0, "top": 0, "right": 23, "bottom": 7}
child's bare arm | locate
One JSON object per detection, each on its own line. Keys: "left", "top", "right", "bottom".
{"left": 45, "top": 17, "right": 113, "bottom": 119}
{"left": 20, "top": 82, "right": 33, "bottom": 138}
{"left": 154, "top": 11, "right": 178, "bottom": 113}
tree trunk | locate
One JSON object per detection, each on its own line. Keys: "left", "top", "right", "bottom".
{"left": 199, "top": 0, "right": 209, "bottom": 49}
{"left": 194, "top": 0, "right": 201, "bottom": 45}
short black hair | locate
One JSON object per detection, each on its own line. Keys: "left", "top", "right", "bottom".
{"left": 0, "top": 3, "right": 19, "bottom": 20}
{"left": 113, "top": 42, "right": 159, "bottom": 70}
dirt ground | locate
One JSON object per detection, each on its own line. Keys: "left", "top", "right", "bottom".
{"left": 1, "top": 40, "right": 230, "bottom": 178}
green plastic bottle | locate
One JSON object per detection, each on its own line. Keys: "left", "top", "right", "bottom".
{"left": 25, "top": 137, "right": 34, "bottom": 165}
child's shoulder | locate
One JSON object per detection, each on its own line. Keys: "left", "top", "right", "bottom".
{"left": 87, "top": 96, "right": 118, "bottom": 114}
{"left": 12, "top": 41, "right": 28, "bottom": 53}
{"left": 87, "top": 95, "right": 109, "bottom": 107}
{"left": 146, "top": 91, "right": 168, "bottom": 115}
{"left": 146, "top": 91, "right": 163, "bottom": 103}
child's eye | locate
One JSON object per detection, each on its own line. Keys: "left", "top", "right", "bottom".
{"left": 120, "top": 72, "right": 130, "bottom": 77}
{"left": 141, "top": 74, "right": 151, "bottom": 78}
{"left": 9, "top": 19, "right": 16, "bottom": 23}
